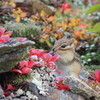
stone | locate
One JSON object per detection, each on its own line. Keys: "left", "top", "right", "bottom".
{"left": 0, "top": 85, "right": 4, "bottom": 98}
{"left": 63, "top": 76, "right": 100, "bottom": 100}
{"left": 30, "top": 0, "right": 56, "bottom": 15}
{"left": 25, "top": 67, "right": 85, "bottom": 100}
{"left": 1, "top": 66, "right": 99, "bottom": 100}
{"left": 0, "top": 39, "right": 35, "bottom": 73}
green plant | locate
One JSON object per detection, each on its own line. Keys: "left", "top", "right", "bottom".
{"left": 4, "top": 22, "right": 43, "bottom": 48}
{"left": 85, "top": 3, "right": 100, "bottom": 32}
{"left": 77, "top": 37, "right": 100, "bottom": 68}
{"left": 5, "top": 22, "right": 41, "bottom": 38}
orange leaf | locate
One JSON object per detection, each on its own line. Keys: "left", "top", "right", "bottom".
{"left": 48, "top": 16, "right": 55, "bottom": 21}
{"left": 81, "top": 30, "right": 86, "bottom": 34}
{"left": 20, "top": 13, "right": 27, "bottom": 17}
{"left": 74, "top": 30, "right": 80, "bottom": 37}
{"left": 11, "top": 3, "right": 16, "bottom": 7}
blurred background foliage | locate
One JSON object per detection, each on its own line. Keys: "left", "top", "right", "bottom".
{"left": 0, "top": 0, "right": 100, "bottom": 70}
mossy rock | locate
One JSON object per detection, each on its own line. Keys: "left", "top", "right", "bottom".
{"left": 5, "top": 22, "right": 41, "bottom": 40}
{"left": 0, "top": 39, "right": 35, "bottom": 73}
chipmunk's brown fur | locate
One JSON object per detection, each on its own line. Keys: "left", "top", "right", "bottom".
{"left": 52, "top": 36, "right": 82, "bottom": 77}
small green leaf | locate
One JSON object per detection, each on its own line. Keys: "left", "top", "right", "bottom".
{"left": 88, "top": 22, "right": 100, "bottom": 32}
{"left": 86, "top": 4, "right": 100, "bottom": 15}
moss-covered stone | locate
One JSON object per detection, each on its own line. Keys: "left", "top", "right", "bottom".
{"left": 0, "top": 39, "right": 35, "bottom": 73}
{"left": 4, "top": 22, "right": 41, "bottom": 40}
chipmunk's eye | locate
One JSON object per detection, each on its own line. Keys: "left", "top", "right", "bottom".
{"left": 61, "top": 44, "right": 67, "bottom": 48}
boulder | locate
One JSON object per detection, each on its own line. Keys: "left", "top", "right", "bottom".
{"left": 0, "top": 39, "right": 35, "bottom": 73}
{"left": 64, "top": 76, "right": 100, "bottom": 100}
{"left": 30, "top": 0, "right": 56, "bottom": 15}
{"left": 20, "top": 67, "right": 85, "bottom": 100}
{"left": 0, "top": 66, "right": 100, "bottom": 100}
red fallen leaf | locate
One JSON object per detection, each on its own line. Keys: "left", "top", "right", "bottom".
{"left": 11, "top": 60, "right": 36, "bottom": 75}
{"left": 52, "top": 70, "right": 62, "bottom": 73}
{"left": 0, "top": 35, "right": 11, "bottom": 43}
{"left": 0, "top": 28, "right": 12, "bottom": 36}
{"left": 27, "top": 61, "right": 36, "bottom": 68}
{"left": 6, "top": 84, "right": 14, "bottom": 91}
{"left": 53, "top": 76, "right": 70, "bottom": 91}
{"left": 19, "top": 60, "right": 36, "bottom": 69}
{"left": 0, "top": 28, "right": 5, "bottom": 35}
{"left": 4, "top": 91, "right": 10, "bottom": 96}
{"left": 28, "top": 61, "right": 40, "bottom": 68}
{"left": 18, "top": 38, "right": 27, "bottom": 42}
{"left": 93, "top": 69, "right": 100, "bottom": 82}
{"left": 21, "top": 67, "right": 32, "bottom": 74}
{"left": 42, "top": 53, "right": 60, "bottom": 62}
{"left": 41, "top": 53, "right": 60, "bottom": 69}
{"left": 62, "top": 2, "right": 71, "bottom": 10}
{"left": 0, "top": 39, "right": 4, "bottom": 43}
{"left": 4, "top": 84, "right": 14, "bottom": 96}
{"left": 11, "top": 67, "right": 32, "bottom": 75}
{"left": 56, "top": 83, "right": 70, "bottom": 91}
{"left": 49, "top": 55, "right": 60, "bottom": 62}
{"left": 42, "top": 53, "right": 52, "bottom": 62}
{"left": 11, "top": 69, "right": 22, "bottom": 74}
{"left": 29, "top": 49, "right": 47, "bottom": 58}
{"left": 19, "top": 60, "right": 28, "bottom": 69}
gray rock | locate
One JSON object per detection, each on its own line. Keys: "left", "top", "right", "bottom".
{"left": 0, "top": 39, "right": 35, "bottom": 73}
{"left": 28, "top": 67, "right": 85, "bottom": 100}
{"left": 0, "top": 85, "right": 4, "bottom": 98}
{"left": 48, "top": 88, "right": 85, "bottom": 100}
{"left": 63, "top": 76, "right": 100, "bottom": 100}
{"left": 30, "top": 0, "right": 56, "bottom": 15}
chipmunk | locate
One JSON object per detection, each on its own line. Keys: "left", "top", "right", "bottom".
{"left": 51, "top": 36, "right": 82, "bottom": 78}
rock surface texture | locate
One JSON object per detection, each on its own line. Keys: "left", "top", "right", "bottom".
{"left": 64, "top": 76, "right": 100, "bottom": 100}
{"left": 30, "top": 0, "right": 56, "bottom": 15}
{"left": 0, "top": 66, "right": 100, "bottom": 100}
{"left": 0, "top": 39, "right": 99, "bottom": 100}
{"left": 0, "top": 39, "right": 35, "bottom": 73}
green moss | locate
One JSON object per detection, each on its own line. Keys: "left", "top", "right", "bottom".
{"left": 4, "top": 22, "right": 41, "bottom": 40}
{"left": 12, "top": 73, "right": 33, "bottom": 84}
{"left": 0, "top": 48, "right": 29, "bottom": 73}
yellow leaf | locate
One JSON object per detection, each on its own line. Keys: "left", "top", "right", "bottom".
{"left": 12, "top": 14, "right": 15, "bottom": 17}
{"left": 16, "top": 16, "right": 20, "bottom": 22}
{"left": 45, "top": 40, "right": 52, "bottom": 47}
{"left": 20, "top": 13, "right": 27, "bottom": 17}
{"left": 39, "top": 39, "right": 45, "bottom": 43}
{"left": 40, "top": 10, "right": 46, "bottom": 17}
{"left": 17, "top": 8, "right": 22, "bottom": 13}
{"left": 62, "top": 23, "right": 68, "bottom": 30}
{"left": 30, "top": 19, "right": 35, "bottom": 22}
